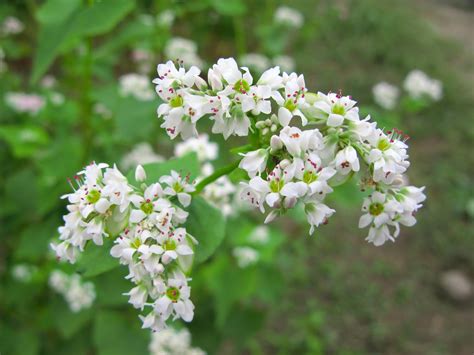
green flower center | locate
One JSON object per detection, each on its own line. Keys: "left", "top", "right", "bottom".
{"left": 164, "top": 240, "right": 176, "bottom": 251}
{"left": 131, "top": 238, "right": 141, "bottom": 249}
{"left": 170, "top": 95, "right": 184, "bottom": 108}
{"left": 86, "top": 189, "right": 101, "bottom": 204}
{"left": 303, "top": 171, "right": 318, "bottom": 184}
{"left": 173, "top": 182, "right": 184, "bottom": 193}
{"left": 140, "top": 201, "right": 154, "bottom": 215}
{"left": 369, "top": 202, "right": 384, "bottom": 216}
{"left": 377, "top": 138, "right": 391, "bottom": 151}
{"left": 233, "top": 79, "right": 250, "bottom": 93}
{"left": 166, "top": 287, "right": 180, "bottom": 302}
{"left": 284, "top": 99, "right": 297, "bottom": 112}
{"left": 269, "top": 179, "right": 284, "bottom": 193}
{"left": 332, "top": 104, "right": 345, "bottom": 115}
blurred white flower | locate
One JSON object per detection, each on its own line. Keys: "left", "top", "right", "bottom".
{"left": 11, "top": 264, "right": 36, "bottom": 282}
{"left": 273, "top": 55, "right": 295, "bottom": 73}
{"left": 49, "top": 270, "right": 95, "bottom": 312}
{"left": 403, "top": 69, "right": 442, "bottom": 101}
{"left": 240, "top": 53, "right": 271, "bottom": 73}
{"left": 121, "top": 142, "right": 165, "bottom": 171}
{"left": 132, "top": 48, "right": 153, "bottom": 74}
{"left": 174, "top": 134, "right": 218, "bottom": 162}
{"left": 41, "top": 75, "right": 57, "bottom": 89}
{"left": 274, "top": 6, "right": 304, "bottom": 28}
{"left": 149, "top": 327, "right": 206, "bottom": 355}
{"left": 157, "top": 9, "right": 175, "bottom": 28}
{"left": 165, "top": 37, "right": 204, "bottom": 68}
{"left": 119, "top": 73, "right": 154, "bottom": 101}
{"left": 93, "top": 103, "right": 113, "bottom": 119}
{"left": 372, "top": 81, "right": 399, "bottom": 110}
{"left": 249, "top": 226, "right": 270, "bottom": 244}
{"left": 2, "top": 16, "right": 24, "bottom": 35}
{"left": 232, "top": 247, "right": 259, "bottom": 268}
{"left": 5, "top": 92, "right": 45, "bottom": 115}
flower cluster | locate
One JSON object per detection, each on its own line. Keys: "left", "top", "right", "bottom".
{"left": 404, "top": 69, "right": 442, "bottom": 101}
{"left": 51, "top": 162, "right": 198, "bottom": 330}
{"left": 165, "top": 37, "right": 204, "bottom": 69}
{"left": 5, "top": 92, "right": 45, "bottom": 115}
{"left": 372, "top": 81, "right": 400, "bottom": 110}
{"left": 49, "top": 270, "right": 96, "bottom": 312}
{"left": 152, "top": 57, "right": 425, "bottom": 245}
{"left": 274, "top": 6, "right": 304, "bottom": 28}
{"left": 149, "top": 327, "right": 205, "bottom": 355}
{"left": 119, "top": 73, "right": 155, "bottom": 101}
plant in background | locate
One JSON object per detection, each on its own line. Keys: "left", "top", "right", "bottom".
{"left": 52, "top": 57, "right": 426, "bottom": 332}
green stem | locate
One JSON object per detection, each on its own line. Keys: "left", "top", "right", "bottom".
{"left": 233, "top": 16, "right": 246, "bottom": 57}
{"left": 193, "top": 158, "right": 242, "bottom": 195}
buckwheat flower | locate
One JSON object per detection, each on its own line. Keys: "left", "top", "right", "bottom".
{"left": 160, "top": 170, "right": 195, "bottom": 207}
{"left": 233, "top": 247, "right": 259, "bottom": 268}
{"left": 366, "top": 129, "right": 410, "bottom": 184}
{"left": 264, "top": 164, "right": 307, "bottom": 208}
{"left": 273, "top": 72, "right": 308, "bottom": 126}
{"left": 158, "top": 227, "right": 194, "bottom": 264}
{"left": 365, "top": 224, "right": 393, "bottom": 246}
{"left": 49, "top": 270, "right": 69, "bottom": 293}
{"left": 93, "top": 102, "right": 113, "bottom": 120}
{"left": 404, "top": 69, "right": 442, "bottom": 101}
{"left": 372, "top": 81, "right": 399, "bottom": 110}
{"left": 394, "top": 186, "right": 426, "bottom": 212}
{"left": 257, "top": 66, "right": 283, "bottom": 91}
{"left": 333, "top": 146, "right": 360, "bottom": 175}
{"left": 240, "top": 53, "right": 271, "bottom": 73}
{"left": 1, "top": 16, "right": 24, "bottom": 35}
{"left": 311, "top": 92, "right": 359, "bottom": 127}
{"left": 239, "top": 149, "right": 269, "bottom": 177}
{"left": 202, "top": 175, "right": 236, "bottom": 216}
{"left": 249, "top": 226, "right": 270, "bottom": 244}
{"left": 5, "top": 92, "right": 45, "bottom": 115}
{"left": 102, "top": 165, "right": 134, "bottom": 212}
{"left": 66, "top": 274, "right": 96, "bottom": 312}
{"left": 165, "top": 37, "right": 204, "bottom": 68}
{"left": 128, "top": 183, "right": 167, "bottom": 223}
{"left": 119, "top": 73, "right": 154, "bottom": 101}
{"left": 303, "top": 196, "right": 336, "bottom": 235}
{"left": 11, "top": 264, "right": 36, "bottom": 282}
{"left": 135, "top": 165, "right": 147, "bottom": 182}
{"left": 274, "top": 6, "right": 304, "bottom": 28}
{"left": 278, "top": 126, "right": 324, "bottom": 158}
{"left": 359, "top": 192, "right": 401, "bottom": 230}
{"left": 125, "top": 285, "right": 149, "bottom": 310}
{"left": 273, "top": 55, "right": 295, "bottom": 73}
{"left": 41, "top": 75, "right": 57, "bottom": 89}
{"left": 121, "top": 143, "right": 164, "bottom": 170}
{"left": 155, "top": 270, "right": 194, "bottom": 322}
{"left": 298, "top": 154, "right": 336, "bottom": 196}
{"left": 211, "top": 104, "right": 252, "bottom": 139}
{"left": 174, "top": 134, "right": 218, "bottom": 162}
{"left": 154, "top": 60, "right": 202, "bottom": 90}
{"left": 240, "top": 177, "right": 270, "bottom": 213}
{"left": 149, "top": 327, "right": 206, "bottom": 355}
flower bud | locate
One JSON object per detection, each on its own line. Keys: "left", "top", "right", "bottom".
{"left": 135, "top": 165, "right": 147, "bottom": 182}
{"left": 270, "top": 135, "right": 283, "bottom": 153}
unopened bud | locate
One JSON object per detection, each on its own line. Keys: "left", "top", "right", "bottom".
{"left": 135, "top": 165, "right": 147, "bottom": 182}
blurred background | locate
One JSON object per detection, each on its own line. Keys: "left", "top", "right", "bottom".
{"left": 0, "top": 0, "right": 473, "bottom": 354}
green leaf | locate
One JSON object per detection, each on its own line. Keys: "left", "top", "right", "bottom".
{"left": 186, "top": 197, "right": 226, "bottom": 264}
{"left": 36, "top": 0, "right": 81, "bottom": 25}
{"left": 93, "top": 310, "right": 149, "bottom": 355}
{"left": 76, "top": 238, "right": 119, "bottom": 277}
{"left": 114, "top": 97, "right": 156, "bottom": 142}
{"left": 15, "top": 217, "right": 57, "bottom": 261}
{"left": 127, "top": 153, "right": 201, "bottom": 186}
{"left": 54, "top": 300, "right": 94, "bottom": 339}
{"left": 0, "top": 125, "right": 49, "bottom": 158}
{"left": 210, "top": 0, "right": 247, "bottom": 16}
{"left": 32, "top": 0, "right": 135, "bottom": 83}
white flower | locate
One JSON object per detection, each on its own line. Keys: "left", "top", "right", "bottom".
{"left": 404, "top": 69, "right": 442, "bottom": 101}
{"left": 257, "top": 66, "right": 283, "bottom": 91}
{"left": 273, "top": 73, "right": 308, "bottom": 126}
{"left": 278, "top": 126, "right": 323, "bottom": 158}
{"left": 249, "top": 226, "right": 270, "bottom": 244}
{"left": 149, "top": 327, "right": 206, "bottom": 355}
{"left": 174, "top": 134, "right": 218, "bottom": 162}
{"left": 49, "top": 270, "right": 95, "bottom": 312}
{"left": 240, "top": 53, "right": 270, "bottom": 73}
{"left": 11, "top": 264, "right": 36, "bottom": 282}
{"left": 311, "top": 92, "right": 359, "bottom": 127}
{"left": 233, "top": 247, "right": 259, "bottom": 268}
{"left": 165, "top": 37, "right": 203, "bottom": 68}
{"left": 119, "top": 73, "right": 154, "bottom": 101}
{"left": 366, "top": 225, "right": 393, "bottom": 247}
{"left": 121, "top": 143, "right": 164, "bottom": 170}
{"left": 125, "top": 285, "right": 149, "bottom": 310}
{"left": 2, "top": 16, "right": 24, "bottom": 35}
{"left": 239, "top": 149, "right": 268, "bottom": 177}
{"left": 372, "top": 82, "right": 399, "bottom": 110}
{"left": 358, "top": 191, "right": 402, "bottom": 230}
{"left": 274, "top": 6, "right": 304, "bottom": 28}
{"left": 303, "top": 197, "right": 335, "bottom": 234}
{"left": 156, "top": 9, "right": 175, "bottom": 28}
{"left": 273, "top": 55, "right": 295, "bottom": 73}
{"left": 333, "top": 146, "right": 360, "bottom": 175}
{"left": 366, "top": 129, "right": 410, "bottom": 183}
{"left": 135, "top": 165, "right": 147, "bottom": 182}
{"left": 102, "top": 165, "right": 134, "bottom": 212}
{"left": 93, "top": 103, "right": 113, "bottom": 119}
{"left": 160, "top": 170, "right": 195, "bottom": 207}
{"left": 154, "top": 271, "right": 194, "bottom": 322}
{"left": 5, "top": 92, "right": 45, "bottom": 115}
